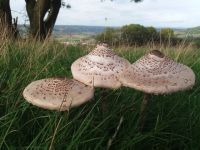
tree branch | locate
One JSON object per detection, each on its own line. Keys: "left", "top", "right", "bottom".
{"left": 36, "top": 0, "right": 51, "bottom": 20}
{"left": 25, "top": 0, "right": 36, "bottom": 21}
{"left": 44, "top": 0, "right": 61, "bottom": 33}
{"left": 0, "top": 0, "right": 12, "bottom": 26}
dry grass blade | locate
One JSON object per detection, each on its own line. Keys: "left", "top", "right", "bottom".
{"left": 107, "top": 116, "right": 124, "bottom": 150}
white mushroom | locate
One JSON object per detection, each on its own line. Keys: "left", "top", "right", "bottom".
{"left": 23, "top": 77, "right": 94, "bottom": 111}
{"left": 120, "top": 50, "right": 195, "bottom": 131}
{"left": 71, "top": 44, "right": 131, "bottom": 113}
{"left": 120, "top": 50, "right": 195, "bottom": 94}
{"left": 71, "top": 44, "right": 130, "bottom": 89}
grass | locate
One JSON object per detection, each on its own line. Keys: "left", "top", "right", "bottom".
{"left": 0, "top": 40, "right": 200, "bottom": 150}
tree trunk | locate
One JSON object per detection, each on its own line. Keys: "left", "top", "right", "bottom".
{"left": 0, "top": 0, "right": 18, "bottom": 39}
{"left": 25, "top": 0, "right": 61, "bottom": 40}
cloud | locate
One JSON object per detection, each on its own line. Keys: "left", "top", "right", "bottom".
{"left": 10, "top": 0, "right": 200, "bottom": 27}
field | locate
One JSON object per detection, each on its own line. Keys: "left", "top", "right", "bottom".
{"left": 0, "top": 40, "right": 200, "bottom": 150}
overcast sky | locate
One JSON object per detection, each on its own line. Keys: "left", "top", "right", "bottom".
{"left": 10, "top": 0, "right": 200, "bottom": 28}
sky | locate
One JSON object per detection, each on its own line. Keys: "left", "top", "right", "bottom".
{"left": 10, "top": 0, "right": 200, "bottom": 28}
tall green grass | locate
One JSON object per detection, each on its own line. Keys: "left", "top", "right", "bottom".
{"left": 0, "top": 40, "right": 200, "bottom": 149}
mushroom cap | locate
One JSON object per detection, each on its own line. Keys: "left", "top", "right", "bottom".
{"left": 23, "top": 78, "right": 94, "bottom": 111}
{"left": 71, "top": 44, "right": 130, "bottom": 89}
{"left": 120, "top": 50, "right": 195, "bottom": 94}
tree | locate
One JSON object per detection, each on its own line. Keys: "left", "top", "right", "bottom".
{"left": 121, "top": 24, "right": 149, "bottom": 45}
{"left": 96, "top": 25, "right": 160, "bottom": 46}
{"left": 160, "top": 28, "right": 174, "bottom": 39}
{"left": 0, "top": 0, "right": 18, "bottom": 39}
{"left": 24, "top": 0, "right": 142, "bottom": 40}
{"left": 159, "top": 28, "right": 180, "bottom": 46}
{"left": 25, "top": 0, "right": 62, "bottom": 40}
{"left": 146, "top": 26, "right": 158, "bottom": 41}
{"left": 96, "top": 28, "right": 120, "bottom": 46}
{"left": 0, "top": 0, "right": 142, "bottom": 40}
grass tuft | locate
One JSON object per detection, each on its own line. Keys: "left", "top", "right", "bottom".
{"left": 0, "top": 40, "right": 200, "bottom": 149}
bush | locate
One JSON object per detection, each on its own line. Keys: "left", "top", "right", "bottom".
{"left": 158, "top": 28, "right": 183, "bottom": 46}
{"left": 121, "top": 24, "right": 149, "bottom": 46}
{"left": 96, "top": 24, "right": 181, "bottom": 46}
{"left": 146, "top": 26, "right": 159, "bottom": 42}
{"left": 95, "top": 28, "right": 120, "bottom": 46}
{"left": 160, "top": 28, "right": 174, "bottom": 39}
{"left": 192, "top": 38, "right": 200, "bottom": 48}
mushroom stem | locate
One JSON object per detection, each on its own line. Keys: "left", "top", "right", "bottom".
{"left": 101, "top": 89, "right": 108, "bottom": 114}
{"left": 138, "top": 93, "right": 150, "bottom": 131}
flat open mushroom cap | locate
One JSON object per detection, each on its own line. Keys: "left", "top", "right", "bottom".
{"left": 120, "top": 50, "right": 195, "bottom": 94}
{"left": 71, "top": 44, "right": 130, "bottom": 89}
{"left": 23, "top": 78, "right": 94, "bottom": 111}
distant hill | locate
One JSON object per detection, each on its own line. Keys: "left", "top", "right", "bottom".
{"left": 174, "top": 26, "right": 200, "bottom": 38}
{"left": 53, "top": 25, "right": 112, "bottom": 35}
{"left": 186, "top": 26, "right": 200, "bottom": 34}
{"left": 19, "top": 25, "right": 200, "bottom": 38}
{"left": 53, "top": 25, "right": 200, "bottom": 37}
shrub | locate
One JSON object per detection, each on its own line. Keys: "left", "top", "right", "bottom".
{"left": 95, "top": 24, "right": 181, "bottom": 46}
{"left": 121, "top": 24, "right": 149, "bottom": 46}
{"left": 146, "top": 26, "right": 159, "bottom": 42}
{"left": 95, "top": 28, "right": 120, "bottom": 46}
{"left": 160, "top": 28, "right": 175, "bottom": 39}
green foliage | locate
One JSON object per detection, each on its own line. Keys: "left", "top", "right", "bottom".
{"left": 121, "top": 24, "right": 150, "bottom": 45}
{"left": 121, "top": 24, "right": 163, "bottom": 45}
{"left": 191, "top": 38, "right": 200, "bottom": 48}
{"left": 96, "top": 24, "right": 182, "bottom": 46}
{"left": 160, "top": 28, "right": 175, "bottom": 39}
{"left": 146, "top": 26, "right": 158, "bottom": 40}
{"left": 96, "top": 24, "right": 160, "bottom": 46}
{"left": 96, "top": 28, "right": 120, "bottom": 45}
{"left": 159, "top": 28, "right": 183, "bottom": 46}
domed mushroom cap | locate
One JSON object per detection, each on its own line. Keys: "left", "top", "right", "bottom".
{"left": 71, "top": 44, "right": 130, "bottom": 89}
{"left": 120, "top": 50, "right": 195, "bottom": 94}
{"left": 23, "top": 78, "right": 94, "bottom": 111}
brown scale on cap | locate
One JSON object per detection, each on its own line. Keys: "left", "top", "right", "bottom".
{"left": 71, "top": 44, "right": 131, "bottom": 89}
{"left": 88, "top": 44, "right": 115, "bottom": 58}
{"left": 150, "top": 50, "right": 165, "bottom": 58}
{"left": 23, "top": 78, "right": 94, "bottom": 111}
{"left": 120, "top": 50, "right": 195, "bottom": 94}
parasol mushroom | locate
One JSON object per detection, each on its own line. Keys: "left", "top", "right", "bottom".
{"left": 71, "top": 44, "right": 130, "bottom": 111}
{"left": 120, "top": 50, "right": 195, "bottom": 130}
{"left": 23, "top": 77, "right": 94, "bottom": 111}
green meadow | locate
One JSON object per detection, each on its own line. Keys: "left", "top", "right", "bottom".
{"left": 0, "top": 40, "right": 200, "bottom": 149}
